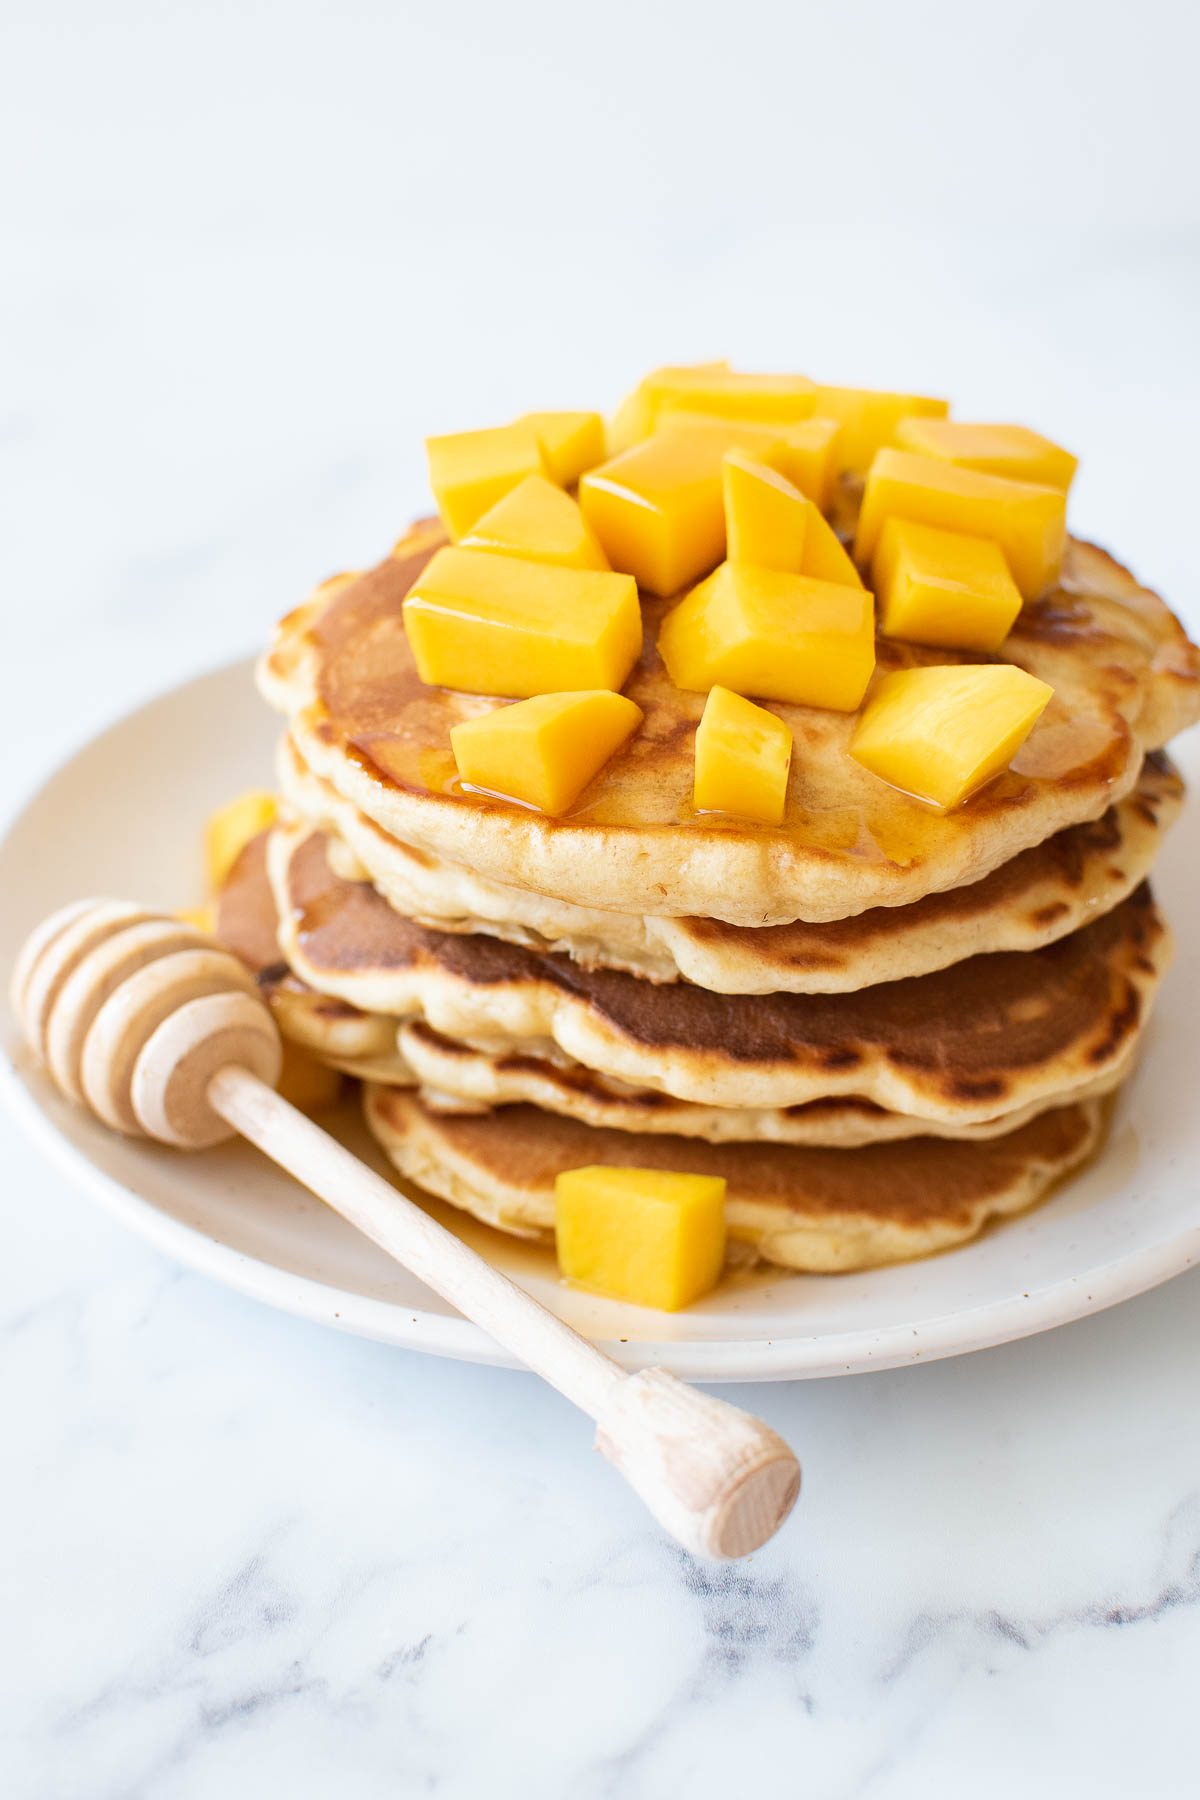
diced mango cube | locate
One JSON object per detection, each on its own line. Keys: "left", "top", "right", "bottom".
{"left": 517, "top": 410, "right": 607, "bottom": 487}
{"left": 425, "top": 423, "right": 547, "bottom": 539}
{"left": 642, "top": 368, "right": 816, "bottom": 427}
{"left": 811, "top": 385, "right": 949, "bottom": 473}
{"left": 607, "top": 361, "right": 729, "bottom": 454}
{"left": 205, "top": 791, "right": 277, "bottom": 892}
{"left": 275, "top": 1040, "right": 344, "bottom": 1113}
{"left": 723, "top": 451, "right": 808, "bottom": 572}
{"left": 694, "top": 685, "right": 792, "bottom": 824}
{"left": 874, "top": 519, "right": 1023, "bottom": 651}
{"left": 850, "top": 664, "right": 1053, "bottom": 810}
{"left": 554, "top": 1164, "right": 727, "bottom": 1311}
{"left": 403, "top": 548, "right": 642, "bottom": 697}
{"left": 449, "top": 690, "right": 643, "bottom": 815}
{"left": 893, "top": 418, "right": 1078, "bottom": 491}
{"left": 659, "top": 562, "right": 876, "bottom": 711}
{"left": 855, "top": 449, "right": 1067, "bottom": 599}
{"left": 460, "top": 475, "right": 610, "bottom": 571}
{"left": 579, "top": 430, "right": 733, "bottom": 597}
{"left": 765, "top": 417, "right": 843, "bottom": 508}
{"left": 175, "top": 903, "right": 216, "bottom": 936}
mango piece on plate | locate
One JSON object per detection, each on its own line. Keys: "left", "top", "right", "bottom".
{"left": 766, "top": 417, "right": 842, "bottom": 508}
{"left": 811, "top": 384, "right": 949, "bottom": 473}
{"left": 554, "top": 1164, "right": 727, "bottom": 1311}
{"left": 694, "top": 685, "right": 792, "bottom": 824}
{"left": 607, "top": 360, "right": 729, "bottom": 454}
{"left": 517, "top": 410, "right": 606, "bottom": 487}
{"left": 275, "top": 1040, "right": 344, "bottom": 1114}
{"left": 460, "top": 475, "right": 610, "bottom": 571}
{"left": 659, "top": 562, "right": 875, "bottom": 711}
{"left": 403, "top": 547, "right": 642, "bottom": 697}
{"left": 855, "top": 449, "right": 1067, "bottom": 599}
{"left": 449, "top": 690, "right": 643, "bottom": 815}
{"left": 850, "top": 664, "right": 1053, "bottom": 810}
{"left": 580, "top": 430, "right": 735, "bottom": 596}
{"left": 874, "top": 518, "right": 1023, "bottom": 651}
{"left": 723, "top": 451, "right": 808, "bottom": 572}
{"left": 205, "top": 790, "right": 277, "bottom": 892}
{"left": 175, "top": 903, "right": 216, "bottom": 936}
{"left": 893, "top": 417, "right": 1078, "bottom": 492}
{"left": 425, "top": 423, "right": 547, "bottom": 539}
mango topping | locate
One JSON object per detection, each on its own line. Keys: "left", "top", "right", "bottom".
{"left": 723, "top": 451, "right": 809, "bottom": 572}
{"left": 855, "top": 449, "right": 1067, "bottom": 600}
{"left": 641, "top": 367, "right": 815, "bottom": 429}
{"left": 893, "top": 418, "right": 1078, "bottom": 492}
{"left": 554, "top": 1165, "right": 727, "bottom": 1311}
{"left": 425, "top": 423, "right": 548, "bottom": 539}
{"left": 659, "top": 562, "right": 876, "bottom": 712}
{"left": 693, "top": 685, "right": 792, "bottom": 825}
{"left": 607, "top": 361, "right": 729, "bottom": 455}
{"left": 874, "top": 518, "right": 1023, "bottom": 652}
{"left": 517, "top": 410, "right": 606, "bottom": 487}
{"left": 579, "top": 430, "right": 734, "bottom": 597}
{"left": 403, "top": 547, "right": 642, "bottom": 697}
{"left": 850, "top": 664, "right": 1054, "bottom": 810}
{"left": 765, "top": 417, "right": 842, "bottom": 508}
{"left": 205, "top": 790, "right": 277, "bottom": 892}
{"left": 460, "top": 474, "right": 610, "bottom": 571}
{"left": 450, "top": 690, "right": 643, "bottom": 815}
{"left": 811, "top": 385, "right": 949, "bottom": 474}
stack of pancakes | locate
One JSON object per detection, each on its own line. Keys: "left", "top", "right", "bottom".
{"left": 217, "top": 520, "right": 1199, "bottom": 1274}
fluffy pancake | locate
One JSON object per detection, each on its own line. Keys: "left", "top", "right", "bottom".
{"left": 278, "top": 733, "right": 1183, "bottom": 994}
{"left": 396, "top": 1018, "right": 1125, "bottom": 1147}
{"left": 363, "top": 1085, "right": 1107, "bottom": 1273}
{"left": 258, "top": 520, "right": 1200, "bottom": 925}
{"left": 265, "top": 823, "right": 1171, "bottom": 1125}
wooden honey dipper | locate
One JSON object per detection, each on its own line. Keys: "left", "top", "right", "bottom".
{"left": 10, "top": 898, "right": 801, "bottom": 1559}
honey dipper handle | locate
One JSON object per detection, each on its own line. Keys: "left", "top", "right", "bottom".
{"left": 206, "top": 1064, "right": 800, "bottom": 1558}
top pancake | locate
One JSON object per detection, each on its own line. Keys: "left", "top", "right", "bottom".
{"left": 278, "top": 732, "right": 1182, "bottom": 995}
{"left": 259, "top": 519, "right": 1200, "bottom": 926}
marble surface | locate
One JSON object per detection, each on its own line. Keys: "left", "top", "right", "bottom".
{"left": 4, "top": 2, "right": 1200, "bottom": 1793}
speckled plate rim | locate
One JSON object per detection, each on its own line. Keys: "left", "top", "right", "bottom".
{"left": 2, "top": 657, "right": 1198, "bottom": 1382}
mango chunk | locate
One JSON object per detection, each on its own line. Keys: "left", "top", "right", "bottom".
{"left": 425, "top": 423, "right": 547, "bottom": 539}
{"left": 449, "top": 690, "right": 643, "bottom": 815}
{"left": 517, "top": 410, "right": 606, "bottom": 487}
{"left": 205, "top": 791, "right": 277, "bottom": 892}
{"left": 579, "top": 429, "right": 735, "bottom": 597}
{"left": 765, "top": 417, "right": 843, "bottom": 508}
{"left": 812, "top": 384, "right": 949, "bottom": 473}
{"left": 850, "top": 664, "right": 1053, "bottom": 810}
{"left": 723, "top": 451, "right": 808, "bottom": 572}
{"left": 554, "top": 1164, "right": 727, "bottom": 1311}
{"left": 403, "top": 547, "right": 642, "bottom": 697}
{"left": 607, "top": 360, "right": 729, "bottom": 454}
{"left": 275, "top": 1040, "right": 344, "bottom": 1114}
{"left": 659, "top": 562, "right": 875, "bottom": 711}
{"left": 460, "top": 475, "right": 610, "bottom": 571}
{"left": 855, "top": 449, "right": 1067, "bottom": 600}
{"left": 694, "top": 685, "right": 792, "bottom": 824}
{"left": 644, "top": 368, "right": 815, "bottom": 427}
{"left": 874, "top": 518, "right": 1023, "bottom": 651}
{"left": 892, "top": 417, "right": 1078, "bottom": 491}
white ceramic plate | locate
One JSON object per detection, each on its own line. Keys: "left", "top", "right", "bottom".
{"left": 2, "top": 659, "right": 1198, "bottom": 1381}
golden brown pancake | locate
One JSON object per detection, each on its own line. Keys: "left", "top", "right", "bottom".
{"left": 278, "top": 732, "right": 1183, "bottom": 994}
{"left": 364, "top": 1085, "right": 1107, "bottom": 1273}
{"left": 265, "top": 822, "right": 1171, "bottom": 1125}
{"left": 258, "top": 520, "right": 1200, "bottom": 925}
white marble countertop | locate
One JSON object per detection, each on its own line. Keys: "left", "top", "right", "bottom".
{"left": 4, "top": 3, "right": 1200, "bottom": 1792}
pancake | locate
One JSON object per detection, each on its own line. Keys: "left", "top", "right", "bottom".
{"left": 258, "top": 520, "right": 1200, "bottom": 925}
{"left": 278, "top": 732, "right": 1183, "bottom": 994}
{"left": 396, "top": 1018, "right": 1126, "bottom": 1147}
{"left": 265, "top": 822, "right": 1172, "bottom": 1125}
{"left": 363, "top": 1085, "right": 1107, "bottom": 1273}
